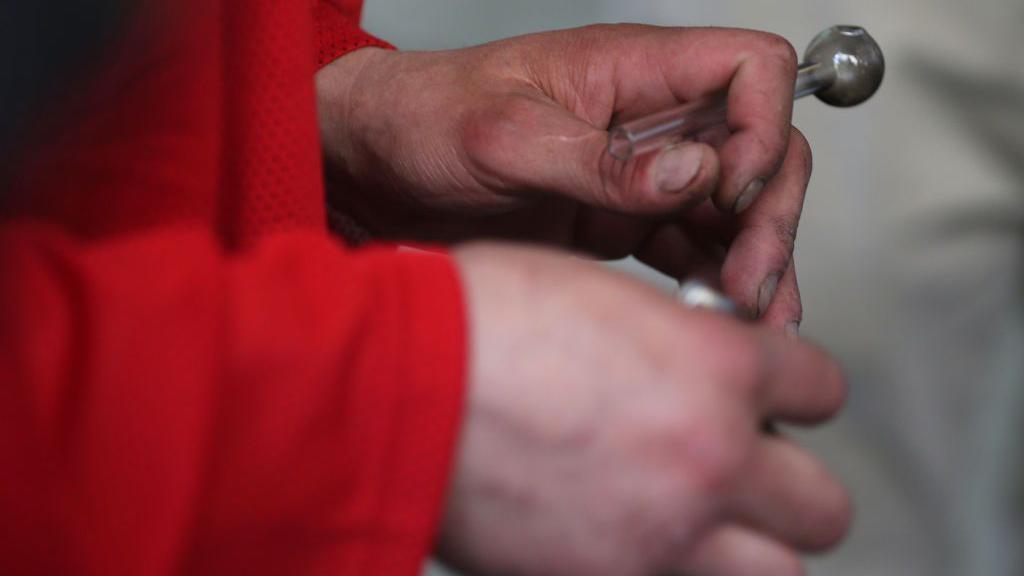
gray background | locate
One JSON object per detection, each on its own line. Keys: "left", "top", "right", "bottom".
{"left": 361, "top": 1, "right": 1024, "bottom": 574}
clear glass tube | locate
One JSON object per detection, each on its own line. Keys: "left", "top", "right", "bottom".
{"left": 608, "top": 99, "right": 727, "bottom": 161}
{"left": 608, "top": 62, "right": 834, "bottom": 161}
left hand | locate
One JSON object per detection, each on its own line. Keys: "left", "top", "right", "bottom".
{"left": 443, "top": 242, "right": 849, "bottom": 576}
{"left": 316, "top": 25, "right": 812, "bottom": 328}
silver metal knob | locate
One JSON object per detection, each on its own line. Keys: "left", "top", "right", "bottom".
{"left": 802, "top": 25, "right": 885, "bottom": 107}
{"left": 608, "top": 25, "right": 886, "bottom": 161}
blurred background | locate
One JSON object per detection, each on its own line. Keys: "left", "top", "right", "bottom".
{"left": 359, "top": 1, "right": 1024, "bottom": 575}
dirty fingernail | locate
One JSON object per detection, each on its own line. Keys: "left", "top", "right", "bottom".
{"left": 734, "top": 178, "right": 766, "bottom": 213}
{"left": 785, "top": 321, "right": 801, "bottom": 338}
{"left": 655, "top": 144, "right": 703, "bottom": 193}
{"left": 757, "top": 273, "right": 780, "bottom": 317}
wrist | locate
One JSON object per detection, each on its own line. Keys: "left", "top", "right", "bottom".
{"left": 316, "top": 47, "right": 393, "bottom": 168}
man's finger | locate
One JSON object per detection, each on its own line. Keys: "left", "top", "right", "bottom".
{"left": 762, "top": 263, "right": 802, "bottom": 334}
{"left": 726, "top": 437, "right": 852, "bottom": 552}
{"left": 676, "top": 524, "right": 805, "bottom": 576}
{"left": 635, "top": 28, "right": 798, "bottom": 213}
{"left": 714, "top": 43, "right": 797, "bottom": 213}
{"left": 721, "top": 127, "right": 811, "bottom": 317}
{"left": 755, "top": 332, "right": 846, "bottom": 423}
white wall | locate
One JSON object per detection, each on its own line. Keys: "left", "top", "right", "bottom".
{"left": 361, "top": 2, "right": 1024, "bottom": 575}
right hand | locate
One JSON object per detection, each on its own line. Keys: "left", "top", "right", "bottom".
{"left": 443, "top": 243, "right": 850, "bottom": 576}
{"left": 318, "top": 26, "right": 813, "bottom": 328}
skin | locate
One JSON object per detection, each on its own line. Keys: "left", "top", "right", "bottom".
{"left": 450, "top": 244, "right": 847, "bottom": 576}
{"left": 317, "top": 24, "right": 847, "bottom": 576}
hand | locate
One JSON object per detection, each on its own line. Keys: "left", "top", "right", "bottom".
{"left": 444, "top": 243, "right": 850, "bottom": 576}
{"left": 316, "top": 25, "right": 811, "bottom": 329}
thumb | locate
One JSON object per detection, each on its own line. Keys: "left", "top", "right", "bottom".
{"left": 462, "top": 94, "right": 719, "bottom": 214}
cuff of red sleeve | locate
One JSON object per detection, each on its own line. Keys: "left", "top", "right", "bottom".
{"left": 315, "top": 3, "right": 395, "bottom": 68}
{"left": 366, "top": 247, "right": 467, "bottom": 574}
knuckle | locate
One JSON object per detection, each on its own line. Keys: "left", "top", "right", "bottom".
{"left": 580, "top": 22, "right": 621, "bottom": 37}
{"left": 770, "top": 214, "right": 801, "bottom": 249}
{"left": 750, "top": 129, "right": 782, "bottom": 161}
{"left": 789, "top": 128, "right": 814, "bottom": 181}
{"left": 759, "top": 32, "right": 799, "bottom": 72}
{"left": 748, "top": 130, "right": 789, "bottom": 175}
{"left": 678, "top": 420, "right": 747, "bottom": 498}
{"left": 575, "top": 23, "right": 650, "bottom": 56}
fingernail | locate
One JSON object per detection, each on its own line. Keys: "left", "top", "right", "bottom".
{"left": 785, "top": 321, "right": 801, "bottom": 338}
{"left": 757, "top": 273, "right": 780, "bottom": 317}
{"left": 655, "top": 144, "right": 703, "bottom": 193}
{"left": 734, "top": 178, "right": 766, "bottom": 214}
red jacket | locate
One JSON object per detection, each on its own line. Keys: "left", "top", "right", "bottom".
{"left": 0, "top": 1, "right": 465, "bottom": 574}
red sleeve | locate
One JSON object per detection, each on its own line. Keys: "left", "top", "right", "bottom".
{"left": 0, "top": 224, "right": 465, "bottom": 575}
{"left": 314, "top": 0, "right": 394, "bottom": 68}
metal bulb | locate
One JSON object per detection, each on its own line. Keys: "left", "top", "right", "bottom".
{"left": 803, "top": 25, "right": 886, "bottom": 108}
